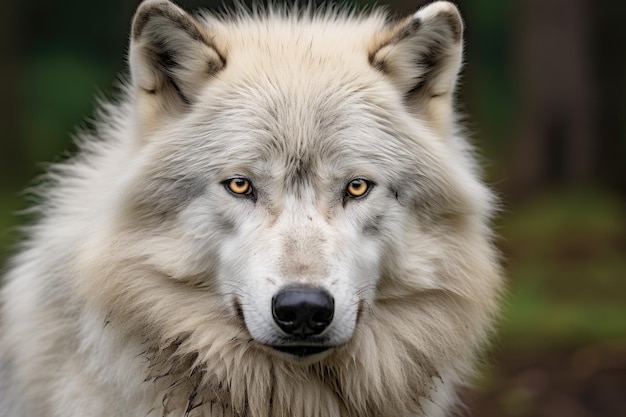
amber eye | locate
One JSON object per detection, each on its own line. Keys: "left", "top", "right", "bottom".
{"left": 226, "top": 177, "right": 253, "bottom": 196}
{"left": 346, "top": 178, "right": 372, "bottom": 198}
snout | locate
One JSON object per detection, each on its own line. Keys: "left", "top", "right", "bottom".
{"left": 268, "top": 285, "right": 335, "bottom": 359}
{"left": 236, "top": 279, "right": 359, "bottom": 361}
{"left": 272, "top": 285, "right": 334, "bottom": 337}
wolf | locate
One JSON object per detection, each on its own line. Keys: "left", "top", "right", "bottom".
{"left": 0, "top": 1, "right": 502, "bottom": 416}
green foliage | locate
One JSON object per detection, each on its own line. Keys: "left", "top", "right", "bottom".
{"left": 21, "top": 49, "right": 114, "bottom": 162}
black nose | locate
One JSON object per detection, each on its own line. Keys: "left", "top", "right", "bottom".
{"left": 272, "top": 286, "right": 334, "bottom": 337}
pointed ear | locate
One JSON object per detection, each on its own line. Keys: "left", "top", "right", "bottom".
{"left": 370, "top": 1, "right": 463, "bottom": 131}
{"left": 129, "top": 0, "right": 225, "bottom": 126}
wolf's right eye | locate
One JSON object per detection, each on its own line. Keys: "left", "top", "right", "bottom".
{"left": 225, "top": 178, "right": 254, "bottom": 197}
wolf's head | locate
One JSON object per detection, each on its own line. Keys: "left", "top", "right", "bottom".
{"left": 75, "top": 1, "right": 500, "bottom": 414}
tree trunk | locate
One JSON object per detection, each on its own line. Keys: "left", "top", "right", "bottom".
{"left": 511, "top": 0, "right": 595, "bottom": 197}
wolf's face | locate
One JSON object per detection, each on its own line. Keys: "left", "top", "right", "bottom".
{"left": 102, "top": 0, "right": 492, "bottom": 366}
{"left": 179, "top": 79, "right": 423, "bottom": 360}
{"left": 140, "top": 71, "right": 426, "bottom": 361}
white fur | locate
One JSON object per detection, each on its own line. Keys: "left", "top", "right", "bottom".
{"left": 0, "top": 1, "right": 503, "bottom": 416}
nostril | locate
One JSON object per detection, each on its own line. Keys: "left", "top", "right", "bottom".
{"left": 311, "top": 309, "right": 332, "bottom": 325}
{"left": 272, "top": 285, "right": 334, "bottom": 337}
{"left": 273, "top": 307, "right": 298, "bottom": 324}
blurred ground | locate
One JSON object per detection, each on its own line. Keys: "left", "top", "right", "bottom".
{"left": 464, "top": 342, "right": 626, "bottom": 417}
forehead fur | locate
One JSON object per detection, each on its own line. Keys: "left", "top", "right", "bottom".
{"left": 199, "top": 5, "right": 392, "bottom": 54}
{"left": 165, "top": 9, "right": 427, "bottom": 169}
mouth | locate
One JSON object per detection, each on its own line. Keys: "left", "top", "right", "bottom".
{"left": 271, "top": 345, "right": 331, "bottom": 358}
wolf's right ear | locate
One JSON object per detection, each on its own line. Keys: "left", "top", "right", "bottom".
{"left": 129, "top": 0, "right": 225, "bottom": 126}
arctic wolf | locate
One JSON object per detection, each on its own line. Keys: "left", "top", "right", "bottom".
{"left": 0, "top": 1, "right": 502, "bottom": 416}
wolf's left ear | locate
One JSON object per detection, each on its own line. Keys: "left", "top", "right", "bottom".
{"left": 129, "top": 0, "right": 225, "bottom": 128}
{"left": 370, "top": 1, "right": 463, "bottom": 130}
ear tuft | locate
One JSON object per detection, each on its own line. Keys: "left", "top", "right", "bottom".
{"left": 413, "top": 1, "right": 463, "bottom": 43}
{"left": 370, "top": 1, "right": 464, "bottom": 103}
{"left": 129, "top": 0, "right": 225, "bottom": 116}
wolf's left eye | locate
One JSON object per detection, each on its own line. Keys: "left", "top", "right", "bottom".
{"left": 225, "top": 177, "right": 254, "bottom": 197}
{"left": 346, "top": 178, "right": 373, "bottom": 199}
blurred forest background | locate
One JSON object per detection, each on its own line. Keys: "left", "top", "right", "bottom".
{"left": 0, "top": 0, "right": 624, "bottom": 416}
